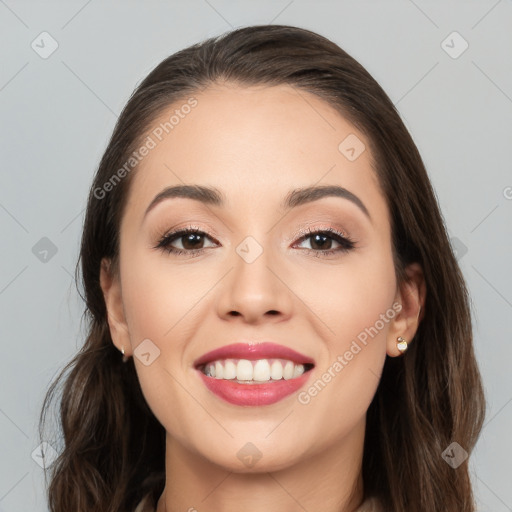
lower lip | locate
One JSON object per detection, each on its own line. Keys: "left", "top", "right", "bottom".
{"left": 197, "top": 369, "right": 313, "bottom": 406}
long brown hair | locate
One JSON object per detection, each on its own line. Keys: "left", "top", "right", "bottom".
{"left": 39, "top": 24, "right": 486, "bottom": 512}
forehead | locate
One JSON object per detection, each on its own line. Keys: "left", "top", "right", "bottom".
{"left": 122, "top": 83, "right": 385, "bottom": 224}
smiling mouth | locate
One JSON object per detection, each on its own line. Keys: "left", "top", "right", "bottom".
{"left": 197, "top": 358, "right": 315, "bottom": 384}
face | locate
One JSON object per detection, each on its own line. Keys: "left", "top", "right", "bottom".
{"left": 101, "top": 83, "right": 417, "bottom": 473}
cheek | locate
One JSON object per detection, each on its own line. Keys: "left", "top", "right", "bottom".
{"left": 295, "top": 250, "right": 397, "bottom": 347}
{"left": 293, "top": 254, "right": 396, "bottom": 442}
{"left": 119, "top": 249, "right": 202, "bottom": 439}
{"left": 119, "top": 244, "right": 201, "bottom": 346}
{"left": 119, "top": 246, "right": 213, "bottom": 418}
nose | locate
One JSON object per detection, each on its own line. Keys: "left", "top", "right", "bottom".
{"left": 215, "top": 239, "right": 294, "bottom": 325}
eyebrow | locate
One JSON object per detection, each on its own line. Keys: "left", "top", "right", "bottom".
{"left": 143, "top": 184, "right": 371, "bottom": 221}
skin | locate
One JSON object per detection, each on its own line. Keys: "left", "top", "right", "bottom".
{"left": 100, "top": 83, "right": 425, "bottom": 512}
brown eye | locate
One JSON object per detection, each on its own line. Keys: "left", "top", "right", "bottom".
{"left": 179, "top": 232, "right": 206, "bottom": 250}
{"left": 307, "top": 233, "right": 334, "bottom": 250}
{"left": 294, "top": 228, "right": 355, "bottom": 255}
{"left": 155, "top": 228, "right": 217, "bottom": 256}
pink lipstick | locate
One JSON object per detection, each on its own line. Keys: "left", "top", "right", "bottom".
{"left": 194, "top": 342, "right": 315, "bottom": 406}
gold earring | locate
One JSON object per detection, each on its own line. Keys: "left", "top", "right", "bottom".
{"left": 121, "top": 347, "right": 129, "bottom": 363}
{"left": 396, "top": 336, "right": 408, "bottom": 354}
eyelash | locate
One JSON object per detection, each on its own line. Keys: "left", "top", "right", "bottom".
{"left": 154, "top": 225, "right": 356, "bottom": 258}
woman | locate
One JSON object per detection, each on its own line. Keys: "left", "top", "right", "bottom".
{"left": 39, "top": 24, "right": 486, "bottom": 512}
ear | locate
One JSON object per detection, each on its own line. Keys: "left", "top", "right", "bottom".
{"left": 386, "top": 262, "right": 426, "bottom": 357}
{"left": 99, "top": 257, "right": 132, "bottom": 357}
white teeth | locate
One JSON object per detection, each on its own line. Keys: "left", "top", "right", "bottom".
{"left": 214, "top": 361, "right": 224, "bottom": 379}
{"left": 293, "top": 364, "right": 305, "bottom": 378}
{"left": 201, "top": 358, "right": 310, "bottom": 382}
{"left": 270, "top": 360, "right": 283, "bottom": 380}
{"left": 236, "top": 359, "right": 253, "bottom": 381}
{"left": 223, "top": 360, "right": 237, "bottom": 380}
{"left": 283, "top": 361, "right": 294, "bottom": 380}
{"left": 253, "top": 359, "right": 271, "bottom": 381}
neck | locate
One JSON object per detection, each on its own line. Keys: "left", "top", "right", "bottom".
{"left": 156, "top": 417, "right": 366, "bottom": 512}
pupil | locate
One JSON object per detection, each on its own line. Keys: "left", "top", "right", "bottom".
{"left": 183, "top": 233, "right": 203, "bottom": 250}
{"left": 311, "top": 234, "right": 331, "bottom": 250}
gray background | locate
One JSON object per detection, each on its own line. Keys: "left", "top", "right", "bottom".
{"left": 1, "top": 1, "right": 511, "bottom": 510}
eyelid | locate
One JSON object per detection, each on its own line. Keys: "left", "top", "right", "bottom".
{"left": 154, "top": 221, "right": 219, "bottom": 241}
{"left": 156, "top": 225, "right": 218, "bottom": 245}
{"left": 286, "top": 222, "right": 352, "bottom": 244}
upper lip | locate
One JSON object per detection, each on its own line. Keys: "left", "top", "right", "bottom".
{"left": 194, "top": 342, "right": 315, "bottom": 368}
